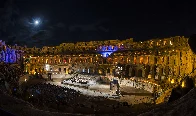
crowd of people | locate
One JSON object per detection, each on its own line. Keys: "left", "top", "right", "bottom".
{"left": 21, "top": 82, "right": 132, "bottom": 114}
{"left": 0, "top": 64, "right": 152, "bottom": 114}
{"left": 0, "top": 63, "right": 23, "bottom": 94}
{"left": 23, "top": 83, "right": 80, "bottom": 107}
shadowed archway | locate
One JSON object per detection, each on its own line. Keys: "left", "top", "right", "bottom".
{"left": 131, "top": 69, "right": 136, "bottom": 77}
{"left": 145, "top": 65, "right": 150, "bottom": 78}
{"left": 125, "top": 65, "right": 131, "bottom": 78}
{"left": 107, "top": 68, "right": 110, "bottom": 73}
{"left": 138, "top": 69, "right": 142, "bottom": 77}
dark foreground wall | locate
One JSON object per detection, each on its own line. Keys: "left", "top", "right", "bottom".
{"left": 0, "top": 108, "right": 15, "bottom": 116}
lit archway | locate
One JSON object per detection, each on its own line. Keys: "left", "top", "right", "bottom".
{"left": 98, "top": 68, "right": 105, "bottom": 75}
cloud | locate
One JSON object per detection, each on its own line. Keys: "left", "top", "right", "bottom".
{"left": 48, "top": 26, "right": 54, "bottom": 29}
{"left": 69, "top": 24, "right": 97, "bottom": 31}
{"left": 56, "top": 22, "right": 65, "bottom": 28}
{"left": 69, "top": 19, "right": 109, "bottom": 32}
{"left": 98, "top": 26, "right": 109, "bottom": 32}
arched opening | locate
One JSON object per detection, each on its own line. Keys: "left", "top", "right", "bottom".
{"left": 98, "top": 69, "right": 102, "bottom": 74}
{"left": 112, "top": 69, "right": 115, "bottom": 76}
{"left": 159, "top": 67, "right": 163, "bottom": 80}
{"left": 98, "top": 68, "right": 105, "bottom": 75}
{"left": 131, "top": 69, "right": 136, "bottom": 77}
{"left": 140, "top": 57, "right": 144, "bottom": 64}
{"left": 165, "top": 66, "right": 169, "bottom": 76}
{"left": 138, "top": 69, "right": 143, "bottom": 77}
{"left": 145, "top": 65, "right": 150, "bottom": 78}
{"left": 154, "top": 57, "right": 158, "bottom": 64}
{"left": 129, "top": 68, "right": 132, "bottom": 76}
{"left": 59, "top": 68, "right": 61, "bottom": 72}
{"left": 134, "top": 57, "right": 137, "bottom": 64}
{"left": 125, "top": 65, "right": 131, "bottom": 77}
{"left": 94, "top": 68, "right": 98, "bottom": 74}
{"left": 106, "top": 53, "right": 109, "bottom": 57}
{"left": 85, "top": 67, "right": 88, "bottom": 73}
{"left": 64, "top": 68, "right": 66, "bottom": 72}
{"left": 107, "top": 68, "right": 110, "bottom": 73}
{"left": 103, "top": 59, "right": 107, "bottom": 64}
{"left": 152, "top": 66, "right": 157, "bottom": 78}
{"left": 155, "top": 50, "right": 158, "bottom": 55}
{"left": 89, "top": 67, "right": 93, "bottom": 74}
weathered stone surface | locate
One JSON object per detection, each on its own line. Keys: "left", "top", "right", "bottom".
{"left": 140, "top": 88, "right": 196, "bottom": 116}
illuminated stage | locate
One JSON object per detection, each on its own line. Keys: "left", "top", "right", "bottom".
{"left": 44, "top": 74, "right": 153, "bottom": 104}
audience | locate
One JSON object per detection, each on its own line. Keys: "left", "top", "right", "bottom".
{"left": 0, "top": 65, "right": 149, "bottom": 114}
{"left": 22, "top": 82, "right": 130, "bottom": 114}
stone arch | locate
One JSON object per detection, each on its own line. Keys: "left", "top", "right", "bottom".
{"left": 138, "top": 69, "right": 143, "bottom": 77}
{"left": 131, "top": 69, "right": 136, "bottom": 77}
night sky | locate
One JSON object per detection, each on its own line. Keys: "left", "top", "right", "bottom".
{"left": 0, "top": 0, "right": 196, "bottom": 47}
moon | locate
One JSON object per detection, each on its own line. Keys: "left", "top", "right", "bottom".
{"left": 34, "top": 20, "right": 40, "bottom": 25}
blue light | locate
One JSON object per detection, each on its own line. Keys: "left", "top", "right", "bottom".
{"left": 97, "top": 45, "right": 119, "bottom": 57}
{"left": 100, "top": 52, "right": 113, "bottom": 57}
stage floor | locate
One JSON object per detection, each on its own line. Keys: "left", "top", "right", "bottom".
{"left": 47, "top": 77, "right": 153, "bottom": 105}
